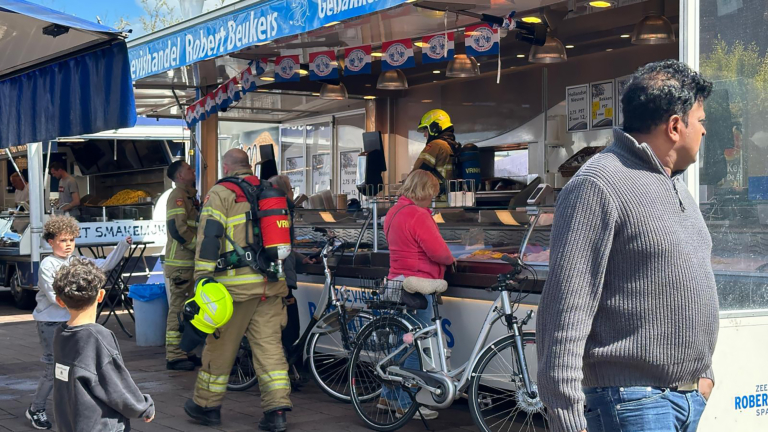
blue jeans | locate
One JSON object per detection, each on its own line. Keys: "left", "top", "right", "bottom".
{"left": 583, "top": 386, "right": 707, "bottom": 432}
{"left": 381, "top": 295, "right": 433, "bottom": 409}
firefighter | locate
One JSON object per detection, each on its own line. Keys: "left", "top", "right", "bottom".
{"left": 184, "top": 149, "right": 291, "bottom": 431}
{"left": 164, "top": 160, "right": 201, "bottom": 371}
{"left": 413, "top": 109, "right": 461, "bottom": 191}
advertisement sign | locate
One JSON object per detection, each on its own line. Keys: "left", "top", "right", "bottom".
{"left": 77, "top": 220, "right": 167, "bottom": 246}
{"left": 340, "top": 150, "right": 360, "bottom": 197}
{"left": 421, "top": 32, "right": 455, "bottom": 64}
{"left": 285, "top": 156, "right": 305, "bottom": 195}
{"left": 128, "top": 0, "right": 409, "bottom": 81}
{"left": 465, "top": 24, "right": 499, "bottom": 57}
{"left": 309, "top": 50, "right": 339, "bottom": 81}
{"left": 566, "top": 85, "right": 590, "bottom": 132}
{"left": 344, "top": 45, "right": 372, "bottom": 76}
{"left": 381, "top": 39, "right": 415, "bottom": 71}
{"left": 590, "top": 80, "right": 615, "bottom": 130}
{"left": 615, "top": 75, "right": 631, "bottom": 128}
{"left": 275, "top": 55, "right": 301, "bottom": 82}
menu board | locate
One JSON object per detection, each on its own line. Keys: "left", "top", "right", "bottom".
{"left": 615, "top": 75, "right": 631, "bottom": 128}
{"left": 339, "top": 150, "right": 360, "bottom": 197}
{"left": 566, "top": 85, "right": 590, "bottom": 133}
{"left": 591, "top": 80, "right": 615, "bottom": 130}
{"left": 284, "top": 156, "right": 305, "bottom": 195}
{"left": 311, "top": 153, "right": 331, "bottom": 194}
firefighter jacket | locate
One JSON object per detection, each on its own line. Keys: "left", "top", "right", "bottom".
{"left": 413, "top": 129, "right": 460, "bottom": 183}
{"left": 165, "top": 185, "right": 199, "bottom": 269}
{"left": 194, "top": 170, "right": 289, "bottom": 301}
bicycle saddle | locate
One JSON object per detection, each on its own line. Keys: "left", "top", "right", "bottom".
{"left": 403, "top": 277, "right": 448, "bottom": 295}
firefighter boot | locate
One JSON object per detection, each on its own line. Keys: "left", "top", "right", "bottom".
{"left": 258, "top": 409, "right": 288, "bottom": 432}
{"left": 184, "top": 399, "right": 222, "bottom": 426}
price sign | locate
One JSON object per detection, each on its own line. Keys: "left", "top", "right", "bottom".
{"left": 567, "top": 85, "right": 589, "bottom": 132}
{"left": 590, "top": 80, "right": 615, "bottom": 130}
{"left": 615, "top": 75, "right": 631, "bottom": 128}
{"left": 339, "top": 150, "right": 360, "bottom": 197}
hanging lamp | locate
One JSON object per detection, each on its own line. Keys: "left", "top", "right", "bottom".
{"left": 376, "top": 70, "right": 408, "bottom": 90}
{"left": 446, "top": 54, "right": 480, "bottom": 78}
{"left": 319, "top": 83, "right": 348, "bottom": 100}
{"left": 631, "top": 0, "right": 675, "bottom": 44}
{"left": 529, "top": 35, "right": 567, "bottom": 63}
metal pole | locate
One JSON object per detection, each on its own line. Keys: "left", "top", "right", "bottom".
{"left": 373, "top": 201, "right": 379, "bottom": 252}
{"left": 28, "top": 143, "right": 44, "bottom": 264}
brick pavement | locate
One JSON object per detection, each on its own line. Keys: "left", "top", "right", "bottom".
{"left": 0, "top": 292, "right": 479, "bottom": 432}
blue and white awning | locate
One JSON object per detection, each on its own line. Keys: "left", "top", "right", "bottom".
{"left": 0, "top": 0, "right": 136, "bottom": 148}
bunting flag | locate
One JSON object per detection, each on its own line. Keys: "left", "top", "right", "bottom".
{"left": 185, "top": 99, "right": 207, "bottom": 126}
{"left": 421, "top": 33, "right": 455, "bottom": 64}
{"left": 203, "top": 93, "right": 218, "bottom": 116}
{"left": 344, "top": 45, "right": 371, "bottom": 76}
{"left": 381, "top": 39, "right": 415, "bottom": 71}
{"left": 465, "top": 24, "right": 500, "bottom": 57}
{"left": 275, "top": 55, "right": 300, "bottom": 82}
{"left": 309, "top": 50, "right": 339, "bottom": 81}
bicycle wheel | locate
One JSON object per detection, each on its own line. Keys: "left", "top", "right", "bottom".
{"left": 468, "top": 333, "right": 549, "bottom": 432}
{"left": 308, "top": 310, "right": 375, "bottom": 402}
{"left": 228, "top": 336, "right": 258, "bottom": 391}
{"left": 349, "top": 315, "right": 420, "bottom": 432}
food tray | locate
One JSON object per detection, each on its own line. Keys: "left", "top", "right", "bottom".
{"left": 558, "top": 146, "right": 606, "bottom": 178}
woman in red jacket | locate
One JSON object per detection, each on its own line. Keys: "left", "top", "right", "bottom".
{"left": 379, "top": 170, "right": 454, "bottom": 420}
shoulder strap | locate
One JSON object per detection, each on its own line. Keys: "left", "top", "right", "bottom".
{"left": 385, "top": 204, "right": 415, "bottom": 238}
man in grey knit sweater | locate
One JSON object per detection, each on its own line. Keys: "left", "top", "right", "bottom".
{"left": 537, "top": 60, "right": 719, "bottom": 432}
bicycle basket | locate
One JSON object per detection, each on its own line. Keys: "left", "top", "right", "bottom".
{"left": 359, "top": 277, "right": 428, "bottom": 311}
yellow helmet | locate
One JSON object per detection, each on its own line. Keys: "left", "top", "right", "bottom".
{"left": 184, "top": 278, "right": 234, "bottom": 334}
{"left": 417, "top": 109, "right": 452, "bottom": 136}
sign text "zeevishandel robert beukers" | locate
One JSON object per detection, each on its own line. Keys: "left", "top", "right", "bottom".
{"left": 128, "top": 0, "right": 404, "bottom": 81}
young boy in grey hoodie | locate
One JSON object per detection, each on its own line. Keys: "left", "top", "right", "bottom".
{"left": 52, "top": 257, "right": 155, "bottom": 432}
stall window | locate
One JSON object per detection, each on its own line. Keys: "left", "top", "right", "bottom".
{"left": 699, "top": 0, "right": 768, "bottom": 311}
{"left": 336, "top": 113, "right": 365, "bottom": 197}
{"left": 219, "top": 121, "right": 280, "bottom": 178}
{"left": 280, "top": 125, "right": 306, "bottom": 196}
{"left": 307, "top": 121, "right": 332, "bottom": 195}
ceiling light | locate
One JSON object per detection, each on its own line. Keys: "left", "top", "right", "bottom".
{"left": 323, "top": 21, "right": 341, "bottom": 27}
{"left": 521, "top": 17, "right": 542, "bottom": 24}
{"left": 422, "top": 99, "right": 433, "bottom": 102}
{"left": 319, "top": 83, "right": 348, "bottom": 100}
{"left": 255, "top": 41, "right": 270, "bottom": 46}
{"left": 432, "top": 70, "right": 441, "bottom": 74}
{"left": 365, "top": 84, "right": 372, "bottom": 87}
{"left": 405, "top": 0, "right": 417, "bottom": 3}
{"left": 298, "top": 69, "right": 309, "bottom": 76}
{"left": 364, "top": 96, "right": 376, "bottom": 100}
{"left": 606, "top": 48, "right": 613, "bottom": 51}
{"left": 631, "top": 14, "right": 676, "bottom": 44}
{"left": 529, "top": 36, "right": 568, "bottom": 63}
{"left": 371, "top": 52, "right": 383, "bottom": 57}
{"left": 516, "top": 54, "right": 525, "bottom": 58}
{"left": 589, "top": 0, "right": 614, "bottom": 7}
{"left": 377, "top": 69, "right": 408, "bottom": 90}
{"left": 260, "top": 76, "right": 275, "bottom": 81}
{"left": 446, "top": 54, "right": 480, "bottom": 78}
{"left": 621, "top": 34, "right": 631, "bottom": 38}
{"left": 311, "top": 93, "right": 320, "bottom": 96}
{"left": 415, "top": 42, "right": 428, "bottom": 48}
{"left": 565, "top": 45, "right": 575, "bottom": 49}
{"left": 57, "top": 138, "right": 86, "bottom": 142}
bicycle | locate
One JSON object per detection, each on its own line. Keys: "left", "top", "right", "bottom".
{"left": 348, "top": 187, "right": 553, "bottom": 432}
{"left": 228, "top": 228, "right": 377, "bottom": 403}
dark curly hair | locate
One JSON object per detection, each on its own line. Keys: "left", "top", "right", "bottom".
{"left": 621, "top": 60, "right": 713, "bottom": 134}
{"left": 43, "top": 215, "right": 80, "bottom": 242}
{"left": 53, "top": 257, "right": 106, "bottom": 311}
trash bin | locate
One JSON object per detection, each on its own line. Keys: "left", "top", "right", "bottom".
{"left": 128, "top": 284, "right": 168, "bottom": 347}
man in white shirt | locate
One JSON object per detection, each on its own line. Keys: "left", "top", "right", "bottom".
{"left": 10, "top": 173, "right": 28, "bottom": 205}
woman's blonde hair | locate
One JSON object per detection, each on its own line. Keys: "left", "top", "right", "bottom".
{"left": 400, "top": 170, "right": 439, "bottom": 201}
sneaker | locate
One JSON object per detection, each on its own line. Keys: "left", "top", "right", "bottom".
{"left": 26, "top": 408, "right": 52, "bottom": 430}
{"left": 167, "top": 359, "right": 196, "bottom": 371}
{"left": 396, "top": 406, "right": 439, "bottom": 420}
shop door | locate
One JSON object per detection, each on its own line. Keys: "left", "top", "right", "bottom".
{"left": 306, "top": 121, "right": 332, "bottom": 195}
{"left": 279, "top": 124, "right": 306, "bottom": 197}
{"left": 336, "top": 113, "right": 365, "bottom": 198}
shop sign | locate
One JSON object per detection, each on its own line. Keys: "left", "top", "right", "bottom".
{"left": 275, "top": 55, "right": 301, "bottom": 82}
{"left": 421, "top": 32, "right": 455, "bottom": 64}
{"left": 77, "top": 220, "right": 167, "bottom": 246}
{"left": 309, "top": 50, "right": 339, "bottom": 81}
{"left": 381, "top": 39, "right": 415, "bottom": 71}
{"left": 465, "top": 24, "right": 499, "bottom": 58}
{"left": 340, "top": 150, "right": 360, "bottom": 197}
{"left": 128, "top": 0, "right": 408, "bottom": 81}
{"left": 344, "top": 45, "right": 372, "bottom": 76}
{"left": 566, "top": 85, "right": 589, "bottom": 133}
{"left": 615, "top": 75, "right": 631, "bottom": 128}
{"left": 590, "top": 80, "right": 615, "bottom": 130}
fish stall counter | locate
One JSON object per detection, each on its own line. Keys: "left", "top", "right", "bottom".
{"left": 290, "top": 204, "right": 552, "bottom": 372}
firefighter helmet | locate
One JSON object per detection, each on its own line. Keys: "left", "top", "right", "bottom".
{"left": 184, "top": 278, "right": 234, "bottom": 334}
{"left": 417, "top": 109, "right": 453, "bottom": 136}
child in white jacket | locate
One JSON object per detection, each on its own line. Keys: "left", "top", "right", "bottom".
{"left": 27, "top": 215, "right": 131, "bottom": 430}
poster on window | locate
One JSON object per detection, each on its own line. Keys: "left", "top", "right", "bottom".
{"left": 591, "top": 80, "right": 615, "bottom": 130}
{"left": 284, "top": 156, "right": 305, "bottom": 195}
{"left": 566, "top": 85, "right": 589, "bottom": 132}
{"left": 615, "top": 75, "right": 631, "bottom": 128}
{"left": 311, "top": 153, "right": 331, "bottom": 194}
{"left": 339, "top": 150, "right": 361, "bottom": 197}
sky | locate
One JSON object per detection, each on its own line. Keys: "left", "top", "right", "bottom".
{"left": 32, "top": 0, "right": 237, "bottom": 38}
